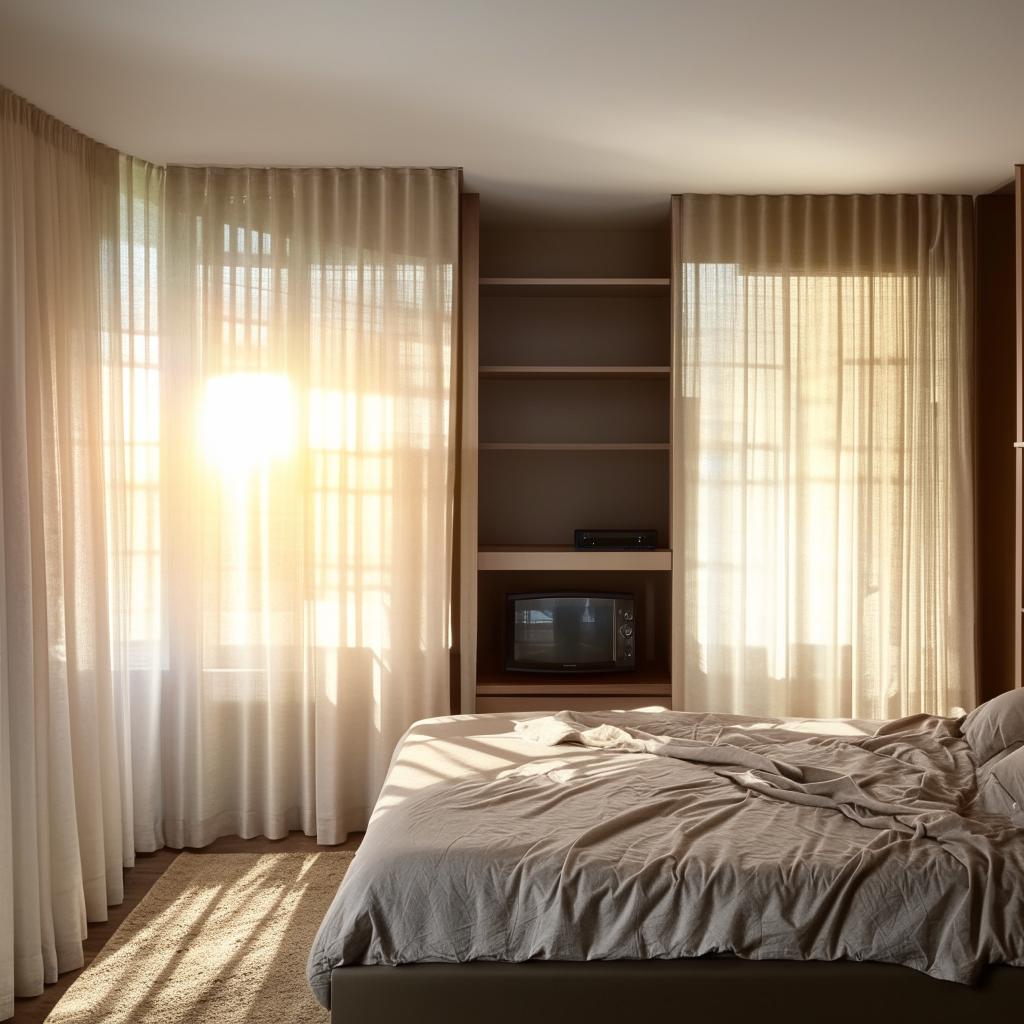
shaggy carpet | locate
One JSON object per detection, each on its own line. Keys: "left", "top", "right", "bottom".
{"left": 47, "top": 851, "right": 353, "bottom": 1023}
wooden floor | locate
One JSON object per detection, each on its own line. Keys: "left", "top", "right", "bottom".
{"left": 11, "top": 831, "right": 362, "bottom": 1024}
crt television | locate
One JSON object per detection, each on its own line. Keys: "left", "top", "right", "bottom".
{"left": 505, "top": 592, "right": 636, "bottom": 673}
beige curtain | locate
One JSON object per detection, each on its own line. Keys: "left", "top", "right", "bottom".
{"left": 123, "top": 166, "right": 459, "bottom": 848}
{"left": 0, "top": 90, "right": 134, "bottom": 1017}
{"left": 673, "top": 194, "right": 975, "bottom": 720}
{"left": 2, "top": 82, "right": 459, "bottom": 1016}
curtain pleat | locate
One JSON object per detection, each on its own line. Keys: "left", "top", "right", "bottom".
{"left": 673, "top": 194, "right": 975, "bottom": 720}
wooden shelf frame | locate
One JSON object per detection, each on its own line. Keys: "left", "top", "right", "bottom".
{"left": 464, "top": 214, "right": 677, "bottom": 713}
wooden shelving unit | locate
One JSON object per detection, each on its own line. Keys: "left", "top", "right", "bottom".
{"left": 458, "top": 209, "right": 675, "bottom": 713}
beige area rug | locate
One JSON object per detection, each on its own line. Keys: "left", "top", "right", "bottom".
{"left": 48, "top": 851, "right": 354, "bottom": 1023}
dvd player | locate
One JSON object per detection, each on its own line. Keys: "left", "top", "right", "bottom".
{"left": 574, "top": 529, "right": 657, "bottom": 551}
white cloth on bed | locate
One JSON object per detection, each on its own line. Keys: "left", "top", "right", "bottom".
{"left": 515, "top": 711, "right": 1007, "bottom": 841}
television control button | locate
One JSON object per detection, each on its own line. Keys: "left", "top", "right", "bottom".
{"left": 624, "top": 644, "right": 633, "bottom": 657}
{"left": 619, "top": 625, "right": 634, "bottom": 638}
{"left": 623, "top": 611, "right": 633, "bottom": 621}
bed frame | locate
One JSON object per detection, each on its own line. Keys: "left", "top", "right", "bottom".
{"left": 330, "top": 958, "right": 1024, "bottom": 1023}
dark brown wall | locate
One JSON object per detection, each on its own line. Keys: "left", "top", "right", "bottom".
{"left": 479, "top": 226, "right": 670, "bottom": 278}
{"left": 975, "top": 193, "right": 1017, "bottom": 702}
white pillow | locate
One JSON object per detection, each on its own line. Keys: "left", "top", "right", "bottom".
{"left": 977, "top": 742, "right": 1024, "bottom": 787}
{"left": 960, "top": 688, "right": 1024, "bottom": 762}
{"left": 975, "top": 746, "right": 1024, "bottom": 826}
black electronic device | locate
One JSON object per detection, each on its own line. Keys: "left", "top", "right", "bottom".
{"left": 506, "top": 592, "right": 636, "bottom": 673}
{"left": 574, "top": 529, "right": 657, "bottom": 551}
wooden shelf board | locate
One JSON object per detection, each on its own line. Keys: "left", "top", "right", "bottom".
{"left": 480, "top": 365, "right": 670, "bottom": 380}
{"left": 478, "top": 546, "right": 671, "bottom": 571}
{"left": 480, "top": 277, "right": 670, "bottom": 297}
{"left": 477, "top": 677, "right": 671, "bottom": 697}
{"left": 479, "top": 442, "right": 670, "bottom": 451}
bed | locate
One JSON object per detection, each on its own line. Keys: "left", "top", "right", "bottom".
{"left": 308, "top": 699, "right": 1024, "bottom": 1023}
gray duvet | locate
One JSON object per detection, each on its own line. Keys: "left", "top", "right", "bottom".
{"left": 307, "top": 708, "right": 1024, "bottom": 1007}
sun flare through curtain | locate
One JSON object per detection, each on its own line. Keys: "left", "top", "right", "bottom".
{"left": 673, "top": 194, "right": 975, "bottom": 720}
{"left": 124, "top": 165, "right": 459, "bottom": 849}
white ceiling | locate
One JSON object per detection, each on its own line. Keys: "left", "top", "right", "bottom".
{"left": 2, "top": 0, "right": 1023, "bottom": 225}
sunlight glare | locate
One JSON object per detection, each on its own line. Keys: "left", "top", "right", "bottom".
{"left": 201, "top": 373, "right": 296, "bottom": 472}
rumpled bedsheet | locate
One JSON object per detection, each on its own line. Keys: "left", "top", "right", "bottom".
{"left": 308, "top": 709, "right": 1024, "bottom": 1007}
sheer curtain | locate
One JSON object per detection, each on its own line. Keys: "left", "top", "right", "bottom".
{"left": 124, "top": 165, "right": 459, "bottom": 849}
{"left": 2, "top": 82, "right": 459, "bottom": 1017}
{"left": 1, "top": 89, "right": 134, "bottom": 1018}
{"left": 673, "top": 194, "right": 975, "bottom": 720}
